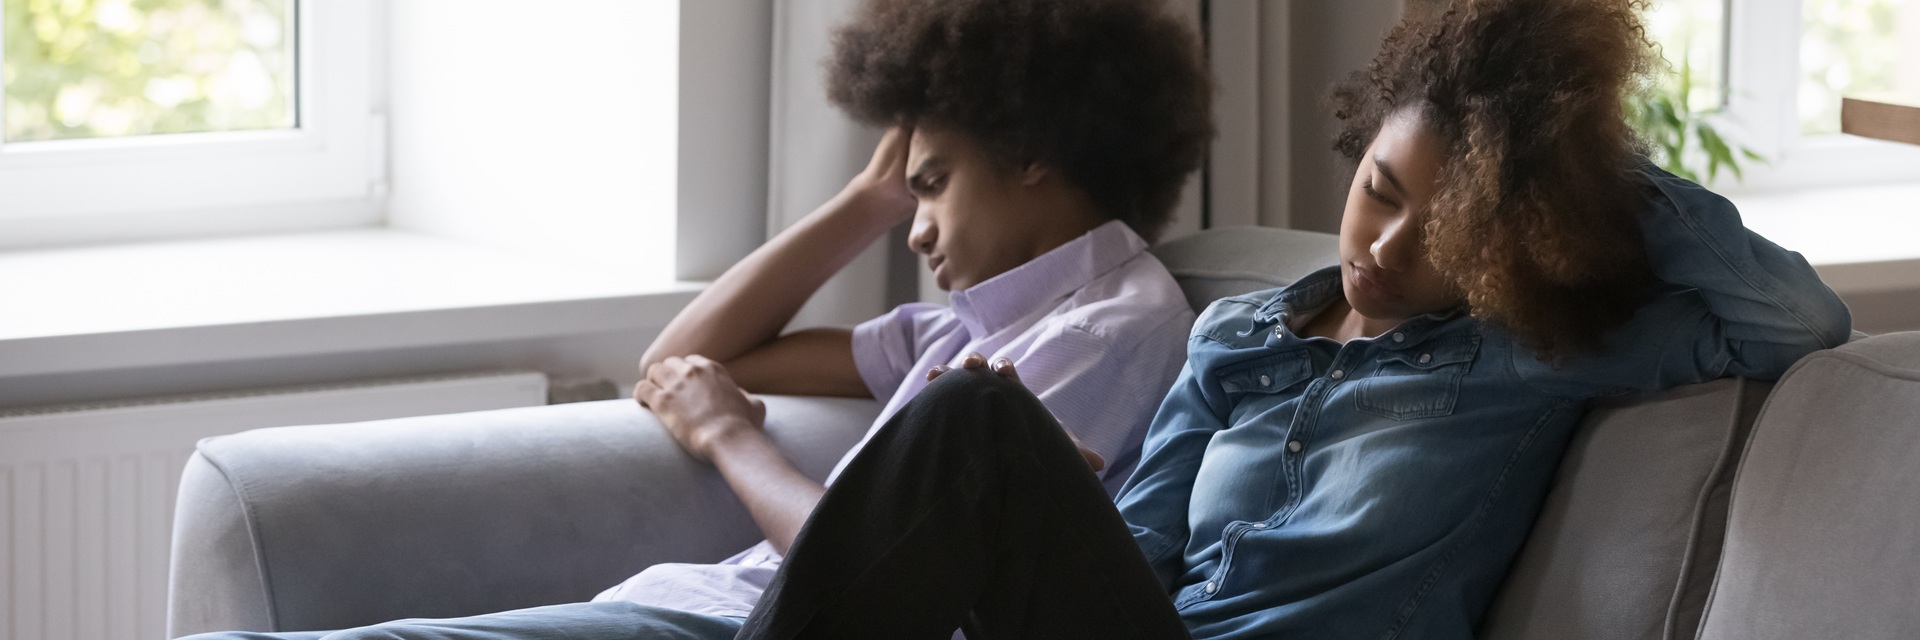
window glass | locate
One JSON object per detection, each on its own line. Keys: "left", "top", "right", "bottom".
{"left": 1647, "top": 0, "right": 1728, "bottom": 112}
{"left": 1801, "top": 0, "right": 1919, "bottom": 135}
{"left": 2, "top": 0, "right": 295, "bottom": 143}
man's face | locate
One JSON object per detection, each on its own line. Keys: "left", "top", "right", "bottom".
{"left": 904, "top": 128, "right": 1055, "bottom": 291}
{"left": 1338, "top": 109, "right": 1464, "bottom": 321}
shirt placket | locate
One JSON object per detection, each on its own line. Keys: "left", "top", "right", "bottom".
{"left": 1195, "top": 336, "right": 1371, "bottom": 605}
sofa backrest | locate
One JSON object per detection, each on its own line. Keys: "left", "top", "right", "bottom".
{"left": 1694, "top": 332, "right": 1920, "bottom": 640}
{"left": 1480, "top": 379, "right": 1771, "bottom": 640}
{"left": 1150, "top": 226, "right": 1341, "bottom": 314}
{"left": 1154, "top": 228, "right": 1770, "bottom": 640}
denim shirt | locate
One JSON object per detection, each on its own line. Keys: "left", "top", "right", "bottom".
{"left": 1113, "top": 166, "right": 1852, "bottom": 640}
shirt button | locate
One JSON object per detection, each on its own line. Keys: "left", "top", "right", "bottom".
{"left": 1287, "top": 440, "right": 1303, "bottom": 453}
{"left": 1251, "top": 522, "right": 1268, "bottom": 529}
{"left": 1204, "top": 581, "right": 1218, "bottom": 594}
{"left": 1419, "top": 354, "right": 1433, "bottom": 364}
{"left": 1258, "top": 374, "right": 1271, "bottom": 386}
{"left": 1331, "top": 369, "right": 1345, "bottom": 379}
{"left": 1393, "top": 332, "right": 1406, "bottom": 343}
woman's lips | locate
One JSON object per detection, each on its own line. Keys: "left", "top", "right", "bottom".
{"left": 1350, "top": 263, "right": 1401, "bottom": 299}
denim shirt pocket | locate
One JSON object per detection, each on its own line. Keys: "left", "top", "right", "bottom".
{"left": 1217, "top": 352, "right": 1314, "bottom": 397}
{"left": 1353, "top": 337, "right": 1481, "bottom": 420}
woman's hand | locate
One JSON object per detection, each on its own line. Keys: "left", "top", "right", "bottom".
{"left": 636, "top": 355, "right": 768, "bottom": 462}
{"left": 840, "top": 126, "right": 918, "bottom": 227}
{"left": 928, "top": 353, "right": 1107, "bottom": 473}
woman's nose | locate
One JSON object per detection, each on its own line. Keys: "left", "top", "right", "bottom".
{"left": 1370, "top": 217, "right": 1419, "bottom": 271}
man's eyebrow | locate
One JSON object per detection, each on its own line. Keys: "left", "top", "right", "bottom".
{"left": 1372, "top": 155, "right": 1407, "bottom": 195}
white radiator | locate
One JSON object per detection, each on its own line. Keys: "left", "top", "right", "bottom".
{"left": 0, "top": 372, "right": 550, "bottom": 640}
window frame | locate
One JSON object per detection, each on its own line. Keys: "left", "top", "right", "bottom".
{"left": 0, "top": 0, "right": 376, "bottom": 248}
{"left": 1721, "top": 0, "right": 1920, "bottom": 192}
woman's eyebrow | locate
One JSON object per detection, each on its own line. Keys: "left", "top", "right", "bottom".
{"left": 1372, "top": 155, "right": 1408, "bottom": 195}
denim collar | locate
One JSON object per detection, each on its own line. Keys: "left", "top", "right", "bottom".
{"left": 949, "top": 220, "right": 1148, "bottom": 338}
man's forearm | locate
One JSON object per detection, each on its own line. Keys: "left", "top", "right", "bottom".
{"left": 642, "top": 191, "right": 900, "bottom": 370}
{"left": 705, "top": 426, "right": 828, "bottom": 555}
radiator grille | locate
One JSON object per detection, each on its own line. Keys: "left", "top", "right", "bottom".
{"left": 0, "top": 372, "right": 549, "bottom": 640}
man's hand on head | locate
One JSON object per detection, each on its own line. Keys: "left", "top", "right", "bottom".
{"left": 843, "top": 126, "right": 918, "bottom": 226}
{"left": 635, "top": 355, "right": 768, "bottom": 463}
{"left": 928, "top": 352, "right": 1106, "bottom": 473}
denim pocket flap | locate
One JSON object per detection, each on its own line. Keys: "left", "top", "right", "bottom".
{"left": 1380, "top": 337, "right": 1479, "bottom": 371}
{"left": 1219, "top": 353, "right": 1313, "bottom": 394}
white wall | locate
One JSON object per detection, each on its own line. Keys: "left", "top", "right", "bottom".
{"left": 386, "top": 1, "right": 681, "bottom": 278}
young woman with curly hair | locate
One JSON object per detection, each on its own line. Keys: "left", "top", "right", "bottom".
{"left": 712, "top": 0, "right": 1851, "bottom": 638}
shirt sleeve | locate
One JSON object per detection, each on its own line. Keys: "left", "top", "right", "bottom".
{"left": 850, "top": 302, "right": 951, "bottom": 401}
{"left": 1515, "top": 165, "right": 1853, "bottom": 397}
{"left": 1011, "top": 312, "right": 1191, "bottom": 491}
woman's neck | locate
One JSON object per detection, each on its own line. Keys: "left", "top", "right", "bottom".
{"left": 1300, "top": 299, "right": 1404, "bottom": 344}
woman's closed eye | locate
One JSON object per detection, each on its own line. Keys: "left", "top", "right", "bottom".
{"left": 1362, "top": 178, "right": 1398, "bottom": 208}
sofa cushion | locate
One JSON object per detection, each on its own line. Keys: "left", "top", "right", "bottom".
{"left": 167, "top": 395, "right": 877, "bottom": 636}
{"left": 1480, "top": 378, "right": 1772, "bottom": 640}
{"left": 1150, "top": 227, "right": 1341, "bottom": 313}
{"left": 1695, "top": 332, "right": 1920, "bottom": 640}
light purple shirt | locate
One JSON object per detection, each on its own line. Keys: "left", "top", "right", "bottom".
{"left": 593, "top": 220, "right": 1195, "bottom": 618}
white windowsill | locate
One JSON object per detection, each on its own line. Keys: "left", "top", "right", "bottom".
{"left": 0, "top": 229, "right": 704, "bottom": 379}
{"left": 1729, "top": 182, "right": 1920, "bottom": 291}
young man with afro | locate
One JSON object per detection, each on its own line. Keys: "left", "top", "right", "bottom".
{"left": 179, "top": 0, "right": 1214, "bottom": 638}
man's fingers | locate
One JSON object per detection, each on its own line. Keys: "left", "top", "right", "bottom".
{"left": 960, "top": 352, "right": 987, "bottom": 369}
{"left": 633, "top": 380, "right": 659, "bottom": 409}
{"left": 1079, "top": 447, "right": 1106, "bottom": 472}
{"left": 926, "top": 364, "right": 952, "bottom": 381}
{"left": 989, "top": 357, "right": 1020, "bottom": 380}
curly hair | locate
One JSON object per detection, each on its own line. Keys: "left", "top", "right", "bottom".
{"left": 1331, "top": 0, "right": 1661, "bottom": 359}
{"left": 826, "top": 0, "right": 1213, "bottom": 241}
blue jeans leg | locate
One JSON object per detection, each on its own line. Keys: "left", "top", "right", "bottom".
{"left": 176, "top": 601, "right": 745, "bottom": 640}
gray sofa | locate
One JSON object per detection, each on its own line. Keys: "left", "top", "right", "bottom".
{"left": 167, "top": 229, "right": 1920, "bottom": 639}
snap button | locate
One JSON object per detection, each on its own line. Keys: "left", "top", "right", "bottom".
{"left": 1418, "top": 354, "right": 1432, "bottom": 364}
{"left": 1258, "top": 374, "right": 1272, "bottom": 386}
{"left": 1393, "top": 332, "right": 1406, "bottom": 343}
{"left": 1287, "top": 440, "right": 1303, "bottom": 453}
{"left": 1331, "top": 369, "right": 1345, "bottom": 379}
{"left": 1204, "top": 581, "right": 1218, "bottom": 594}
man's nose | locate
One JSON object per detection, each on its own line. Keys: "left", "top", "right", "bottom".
{"left": 907, "top": 210, "right": 936, "bottom": 255}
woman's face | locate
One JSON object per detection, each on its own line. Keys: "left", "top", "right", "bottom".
{"left": 1338, "top": 109, "right": 1465, "bottom": 322}
{"left": 904, "top": 128, "right": 1068, "bottom": 291}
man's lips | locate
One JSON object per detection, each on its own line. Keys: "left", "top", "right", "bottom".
{"left": 928, "top": 256, "right": 946, "bottom": 274}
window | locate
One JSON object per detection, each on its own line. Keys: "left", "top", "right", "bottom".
{"left": 4, "top": 0, "right": 297, "bottom": 142}
{"left": 1650, "top": 0, "right": 1920, "bottom": 190}
{"left": 1798, "top": 0, "right": 1919, "bottom": 135}
{"left": 0, "top": 0, "right": 374, "bottom": 248}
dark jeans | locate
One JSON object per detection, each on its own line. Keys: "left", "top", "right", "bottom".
{"left": 738, "top": 367, "right": 1192, "bottom": 640}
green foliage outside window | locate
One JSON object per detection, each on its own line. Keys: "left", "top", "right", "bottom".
{"left": 1628, "top": 57, "right": 1764, "bottom": 185}
{"left": 2, "top": 0, "right": 294, "bottom": 143}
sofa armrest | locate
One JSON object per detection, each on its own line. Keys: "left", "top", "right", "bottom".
{"left": 166, "top": 395, "right": 878, "bottom": 638}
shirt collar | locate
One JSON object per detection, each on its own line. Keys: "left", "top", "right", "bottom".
{"left": 948, "top": 220, "right": 1148, "bottom": 338}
